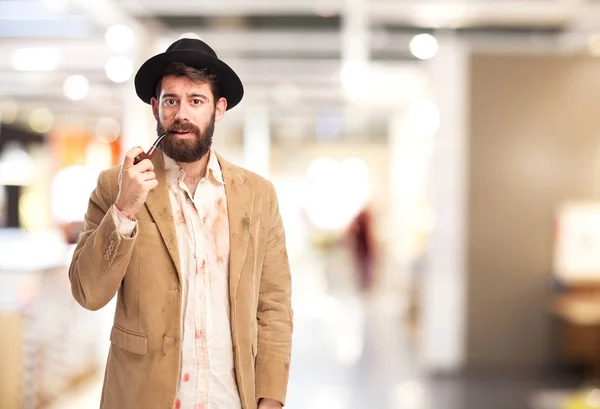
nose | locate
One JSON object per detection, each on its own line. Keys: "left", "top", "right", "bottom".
{"left": 174, "top": 102, "right": 190, "bottom": 122}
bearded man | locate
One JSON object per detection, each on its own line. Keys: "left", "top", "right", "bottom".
{"left": 68, "top": 37, "right": 293, "bottom": 409}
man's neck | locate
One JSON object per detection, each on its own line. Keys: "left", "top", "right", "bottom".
{"left": 179, "top": 151, "right": 210, "bottom": 195}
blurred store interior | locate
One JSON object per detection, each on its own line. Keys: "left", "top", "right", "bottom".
{"left": 5, "top": 1, "right": 600, "bottom": 408}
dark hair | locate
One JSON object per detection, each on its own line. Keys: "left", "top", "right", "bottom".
{"left": 154, "top": 62, "right": 221, "bottom": 103}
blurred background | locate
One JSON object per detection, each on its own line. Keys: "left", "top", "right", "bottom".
{"left": 4, "top": 0, "right": 600, "bottom": 408}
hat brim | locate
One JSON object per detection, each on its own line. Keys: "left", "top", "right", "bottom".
{"left": 134, "top": 50, "right": 244, "bottom": 110}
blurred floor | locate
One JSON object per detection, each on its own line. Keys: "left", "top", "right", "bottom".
{"left": 48, "top": 245, "right": 582, "bottom": 409}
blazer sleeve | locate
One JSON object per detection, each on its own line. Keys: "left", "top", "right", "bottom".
{"left": 68, "top": 169, "right": 138, "bottom": 311}
{"left": 255, "top": 181, "right": 294, "bottom": 405}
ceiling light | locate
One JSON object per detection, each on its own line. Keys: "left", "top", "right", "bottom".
{"left": 95, "top": 117, "right": 121, "bottom": 143}
{"left": 409, "top": 34, "right": 439, "bottom": 60}
{"left": 105, "top": 24, "right": 135, "bottom": 53}
{"left": 29, "top": 108, "right": 54, "bottom": 134}
{"left": 11, "top": 48, "right": 60, "bottom": 72}
{"left": 105, "top": 56, "right": 133, "bottom": 83}
{"left": 0, "top": 142, "right": 34, "bottom": 186}
{"left": 63, "top": 75, "right": 90, "bottom": 101}
{"left": 0, "top": 100, "right": 18, "bottom": 124}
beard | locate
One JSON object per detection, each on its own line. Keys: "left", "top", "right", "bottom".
{"left": 157, "top": 111, "right": 215, "bottom": 163}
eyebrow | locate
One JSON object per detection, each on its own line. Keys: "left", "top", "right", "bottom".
{"left": 162, "top": 93, "right": 209, "bottom": 101}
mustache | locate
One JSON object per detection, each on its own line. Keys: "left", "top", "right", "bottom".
{"left": 169, "top": 121, "right": 199, "bottom": 133}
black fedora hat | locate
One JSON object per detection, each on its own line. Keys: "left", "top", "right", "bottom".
{"left": 134, "top": 38, "right": 244, "bottom": 110}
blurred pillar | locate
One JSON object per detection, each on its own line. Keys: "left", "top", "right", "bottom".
{"left": 388, "top": 108, "right": 424, "bottom": 278}
{"left": 5, "top": 185, "right": 21, "bottom": 228}
{"left": 120, "top": 88, "right": 156, "bottom": 159}
{"left": 340, "top": 0, "right": 370, "bottom": 104}
{"left": 341, "top": 0, "right": 369, "bottom": 63}
{"left": 420, "top": 32, "right": 469, "bottom": 372}
{"left": 119, "top": 30, "right": 160, "bottom": 162}
{"left": 243, "top": 105, "right": 270, "bottom": 178}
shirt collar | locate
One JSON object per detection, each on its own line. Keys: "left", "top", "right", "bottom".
{"left": 207, "top": 149, "right": 225, "bottom": 184}
{"left": 162, "top": 148, "right": 224, "bottom": 186}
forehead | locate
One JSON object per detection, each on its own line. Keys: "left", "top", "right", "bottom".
{"left": 159, "top": 75, "right": 212, "bottom": 96}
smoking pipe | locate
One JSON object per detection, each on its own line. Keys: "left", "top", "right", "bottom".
{"left": 133, "top": 131, "right": 170, "bottom": 165}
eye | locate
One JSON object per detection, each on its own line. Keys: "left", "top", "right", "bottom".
{"left": 165, "top": 99, "right": 176, "bottom": 106}
{"left": 192, "top": 99, "right": 202, "bottom": 105}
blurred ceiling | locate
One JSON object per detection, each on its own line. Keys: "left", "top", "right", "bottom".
{"left": 1, "top": 0, "right": 599, "bottom": 142}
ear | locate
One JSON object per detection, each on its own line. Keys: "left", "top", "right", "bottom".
{"left": 151, "top": 97, "right": 159, "bottom": 120}
{"left": 214, "top": 97, "right": 227, "bottom": 123}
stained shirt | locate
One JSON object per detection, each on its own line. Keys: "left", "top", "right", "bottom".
{"left": 112, "top": 149, "right": 241, "bottom": 409}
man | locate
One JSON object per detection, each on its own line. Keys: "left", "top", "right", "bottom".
{"left": 68, "top": 38, "right": 293, "bottom": 409}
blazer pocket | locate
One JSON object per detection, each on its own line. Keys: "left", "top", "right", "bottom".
{"left": 110, "top": 324, "right": 148, "bottom": 355}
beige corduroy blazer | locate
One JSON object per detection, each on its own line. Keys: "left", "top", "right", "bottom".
{"left": 68, "top": 151, "right": 293, "bottom": 409}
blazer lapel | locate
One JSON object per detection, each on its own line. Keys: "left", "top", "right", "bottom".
{"left": 217, "top": 153, "right": 255, "bottom": 301}
{"left": 145, "top": 151, "right": 182, "bottom": 283}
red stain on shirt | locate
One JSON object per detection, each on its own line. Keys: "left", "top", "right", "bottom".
{"left": 183, "top": 372, "right": 190, "bottom": 382}
{"left": 195, "top": 404, "right": 207, "bottom": 409}
{"left": 212, "top": 213, "right": 229, "bottom": 266}
{"left": 174, "top": 399, "right": 181, "bottom": 409}
{"left": 176, "top": 210, "right": 186, "bottom": 225}
{"left": 196, "top": 260, "right": 206, "bottom": 275}
{"left": 195, "top": 329, "right": 203, "bottom": 340}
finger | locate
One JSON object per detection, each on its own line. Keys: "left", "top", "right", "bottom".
{"left": 123, "top": 147, "right": 145, "bottom": 168}
{"left": 133, "top": 158, "right": 155, "bottom": 173}
{"left": 145, "top": 179, "right": 159, "bottom": 190}
{"left": 138, "top": 171, "right": 156, "bottom": 182}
